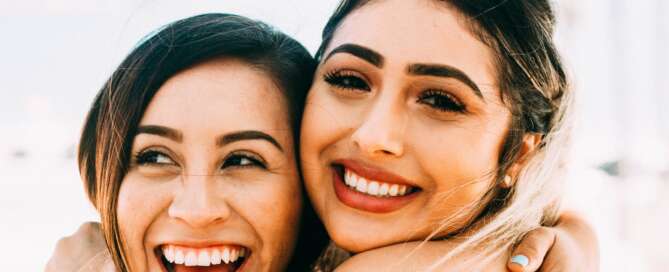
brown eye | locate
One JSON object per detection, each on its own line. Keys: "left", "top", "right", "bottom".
{"left": 417, "top": 89, "right": 466, "bottom": 113}
{"left": 135, "top": 150, "right": 175, "bottom": 166}
{"left": 323, "top": 70, "right": 370, "bottom": 92}
{"left": 222, "top": 152, "right": 266, "bottom": 169}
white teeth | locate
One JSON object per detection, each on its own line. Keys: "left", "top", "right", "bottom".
{"left": 379, "top": 183, "right": 389, "bottom": 196}
{"left": 174, "top": 249, "right": 185, "bottom": 264}
{"left": 185, "top": 251, "right": 197, "bottom": 266}
{"left": 230, "top": 249, "right": 239, "bottom": 263}
{"left": 367, "top": 181, "right": 379, "bottom": 196}
{"left": 355, "top": 178, "right": 367, "bottom": 192}
{"left": 197, "top": 251, "right": 210, "bottom": 266}
{"left": 344, "top": 169, "right": 414, "bottom": 197}
{"left": 163, "top": 245, "right": 175, "bottom": 263}
{"left": 163, "top": 246, "right": 247, "bottom": 267}
{"left": 222, "top": 247, "right": 231, "bottom": 264}
{"left": 211, "top": 249, "right": 221, "bottom": 265}
{"left": 389, "top": 184, "right": 399, "bottom": 196}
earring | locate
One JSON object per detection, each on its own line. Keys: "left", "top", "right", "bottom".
{"left": 502, "top": 175, "right": 512, "bottom": 187}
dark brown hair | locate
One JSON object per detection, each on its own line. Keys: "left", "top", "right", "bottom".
{"left": 78, "top": 13, "right": 327, "bottom": 271}
{"left": 315, "top": 0, "right": 569, "bottom": 237}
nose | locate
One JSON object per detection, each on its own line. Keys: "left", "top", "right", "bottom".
{"left": 351, "top": 97, "right": 406, "bottom": 158}
{"left": 168, "top": 174, "right": 231, "bottom": 228}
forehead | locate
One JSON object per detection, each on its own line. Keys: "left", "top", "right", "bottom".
{"left": 140, "top": 59, "right": 290, "bottom": 134}
{"left": 327, "top": 0, "right": 497, "bottom": 88}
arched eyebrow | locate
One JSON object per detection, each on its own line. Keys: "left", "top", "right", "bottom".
{"left": 407, "top": 63, "right": 484, "bottom": 100}
{"left": 324, "top": 43, "right": 384, "bottom": 67}
{"left": 217, "top": 130, "right": 284, "bottom": 153}
{"left": 137, "top": 125, "right": 183, "bottom": 142}
{"left": 136, "top": 126, "right": 284, "bottom": 153}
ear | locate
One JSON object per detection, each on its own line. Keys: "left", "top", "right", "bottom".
{"left": 500, "top": 133, "right": 542, "bottom": 188}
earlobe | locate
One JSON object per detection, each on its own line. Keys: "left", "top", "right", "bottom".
{"left": 500, "top": 133, "right": 542, "bottom": 188}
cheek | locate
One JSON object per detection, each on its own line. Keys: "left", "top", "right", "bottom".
{"left": 301, "top": 88, "right": 341, "bottom": 177}
{"left": 413, "top": 119, "right": 508, "bottom": 209}
{"left": 235, "top": 176, "right": 302, "bottom": 265}
{"left": 116, "top": 174, "right": 171, "bottom": 268}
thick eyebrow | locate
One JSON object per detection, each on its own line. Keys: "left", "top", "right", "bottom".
{"left": 136, "top": 125, "right": 183, "bottom": 142}
{"left": 216, "top": 130, "right": 284, "bottom": 152}
{"left": 323, "top": 43, "right": 384, "bottom": 67}
{"left": 407, "top": 63, "right": 484, "bottom": 100}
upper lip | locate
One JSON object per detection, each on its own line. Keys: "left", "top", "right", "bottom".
{"left": 333, "top": 159, "right": 419, "bottom": 188}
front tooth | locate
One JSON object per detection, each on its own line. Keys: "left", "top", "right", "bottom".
{"left": 367, "top": 181, "right": 379, "bottom": 196}
{"left": 174, "top": 248, "right": 185, "bottom": 264}
{"left": 197, "top": 250, "right": 211, "bottom": 266}
{"left": 185, "top": 251, "right": 197, "bottom": 266}
{"left": 230, "top": 248, "right": 239, "bottom": 263}
{"left": 389, "top": 184, "right": 399, "bottom": 196}
{"left": 211, "top": 249, "right": 222, "bottom": 265}
{"left": 355, "top": 178, "right": 367, "bottom": 193}
{"left": 379, "top": 183, "right": 389, "bottom": 196}
{"left": 398, "top": 185, "right": 407, "bottom": 195}
{"left": 222, "top": 247, "right": 231, "bottom": 264}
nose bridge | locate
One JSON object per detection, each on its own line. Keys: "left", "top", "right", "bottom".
{"left": 352, "top": 88, "right": 407, "bottom": 156}
{"left": 168, "top": 173, "right": 230, "bottom": 228}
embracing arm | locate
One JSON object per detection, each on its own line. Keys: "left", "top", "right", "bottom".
{"left": 45, "top": 222, "right": 116, "bottom": 272}
{"left": 507, "top": 210, "right": 599, "bottom": 272}
{"left": 335, "top": 210, "right": 598, "bottom": 272}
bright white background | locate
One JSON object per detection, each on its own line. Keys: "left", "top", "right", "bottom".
{"left": 0, "top": 0, "right": 667, "bottom": 271}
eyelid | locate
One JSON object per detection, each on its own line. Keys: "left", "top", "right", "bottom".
{"left": 221, "top": 150, "right": 268, "bottom": 169}
{"left": 133, "top": 146, "right": 179, "bottom": 165}
{"left": 323, "top": 68, "right": 372, "bottom": 92}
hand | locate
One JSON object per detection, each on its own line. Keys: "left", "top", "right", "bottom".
{"left": 45, "top": 222, "right": 116, "bottom": 272}
{"left": 507, "top": 211, "right": 599, "bottom": 272}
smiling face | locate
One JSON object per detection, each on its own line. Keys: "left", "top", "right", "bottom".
{"left": 300, "top": 0, "right": 513, "bottom": 252}
{"left": 116, "top": 59, "right": 301, "bottom": 272}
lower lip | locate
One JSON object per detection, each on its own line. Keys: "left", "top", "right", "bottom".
{"left": 332, "top": 167, "right": 419, "bottom": 213}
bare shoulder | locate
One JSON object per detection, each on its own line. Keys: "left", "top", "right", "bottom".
{"left": 334, "top": 240, "right": 508, "bottom": 272}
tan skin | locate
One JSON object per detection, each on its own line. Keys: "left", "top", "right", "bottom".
{"left": 300, "top": 0, "right": 597, "bottom": 270}
{"left": 114, "top": 58, "right": 301, "bottom": 272}
{"left": 47, "top": 6, "right": 598, "bottom": 272}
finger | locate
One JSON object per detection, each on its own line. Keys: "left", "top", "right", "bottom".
{"left": 507, "top": 227, "right": 557, "bottom": 272}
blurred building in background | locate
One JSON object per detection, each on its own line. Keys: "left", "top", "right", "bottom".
{"left": 0, "top": 0, "right": 666, "bottom": 271}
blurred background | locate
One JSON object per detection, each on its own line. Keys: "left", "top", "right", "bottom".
{"left": 0, "top": 0, "right": 666, "bottom": 271}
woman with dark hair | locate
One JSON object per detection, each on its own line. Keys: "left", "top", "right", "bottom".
{"left": 47, "top": 3, "right": 598, "bottom": 271}
{"left": 301, "top": 0, "right": 597, "bottom": 270}
{"left": 53, "top": 13, "right": 327, "bottom": 271}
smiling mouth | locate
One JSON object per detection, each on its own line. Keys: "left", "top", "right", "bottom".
{"left": 331, "top": 163, "right": 421, "bottom": 213}
{"left": 156, "top": 245, "right": 249, "bottom": 272}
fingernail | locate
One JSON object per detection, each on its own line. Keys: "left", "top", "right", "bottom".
{"left": 510, "top": 255, "right": 529, "bottom": 267}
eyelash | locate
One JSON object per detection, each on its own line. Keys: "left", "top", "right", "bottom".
{"left": 417, "top": 89, "right": 466, "bottom": 113}
{"left": 134, "top": 150, "right": 266, "bottom": 170}
{"left": 221, "top": 151, "right": 267, "bottom": 169}
{"left": 135, "top": 149, "right": 175, "bottom": 166}
{"left": 323, "top": 70, "right": 371, "bottom": 92}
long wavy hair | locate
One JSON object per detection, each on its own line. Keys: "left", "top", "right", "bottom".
{"left": 313, "top": 0, "right": 573, "bottom": 270}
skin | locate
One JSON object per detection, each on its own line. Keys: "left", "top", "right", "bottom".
{"left": 46, "top": 5, "right": 599, "bottom": 271}
{"left": 116, "top": 58, "right": 301, "bottom": 272}
{"left": 302, "top": 0, "right": 516, "bottom": 254}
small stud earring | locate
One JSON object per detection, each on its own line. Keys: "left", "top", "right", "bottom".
{"left": 503, "top": 175, "right": 512, "bottom": 187}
